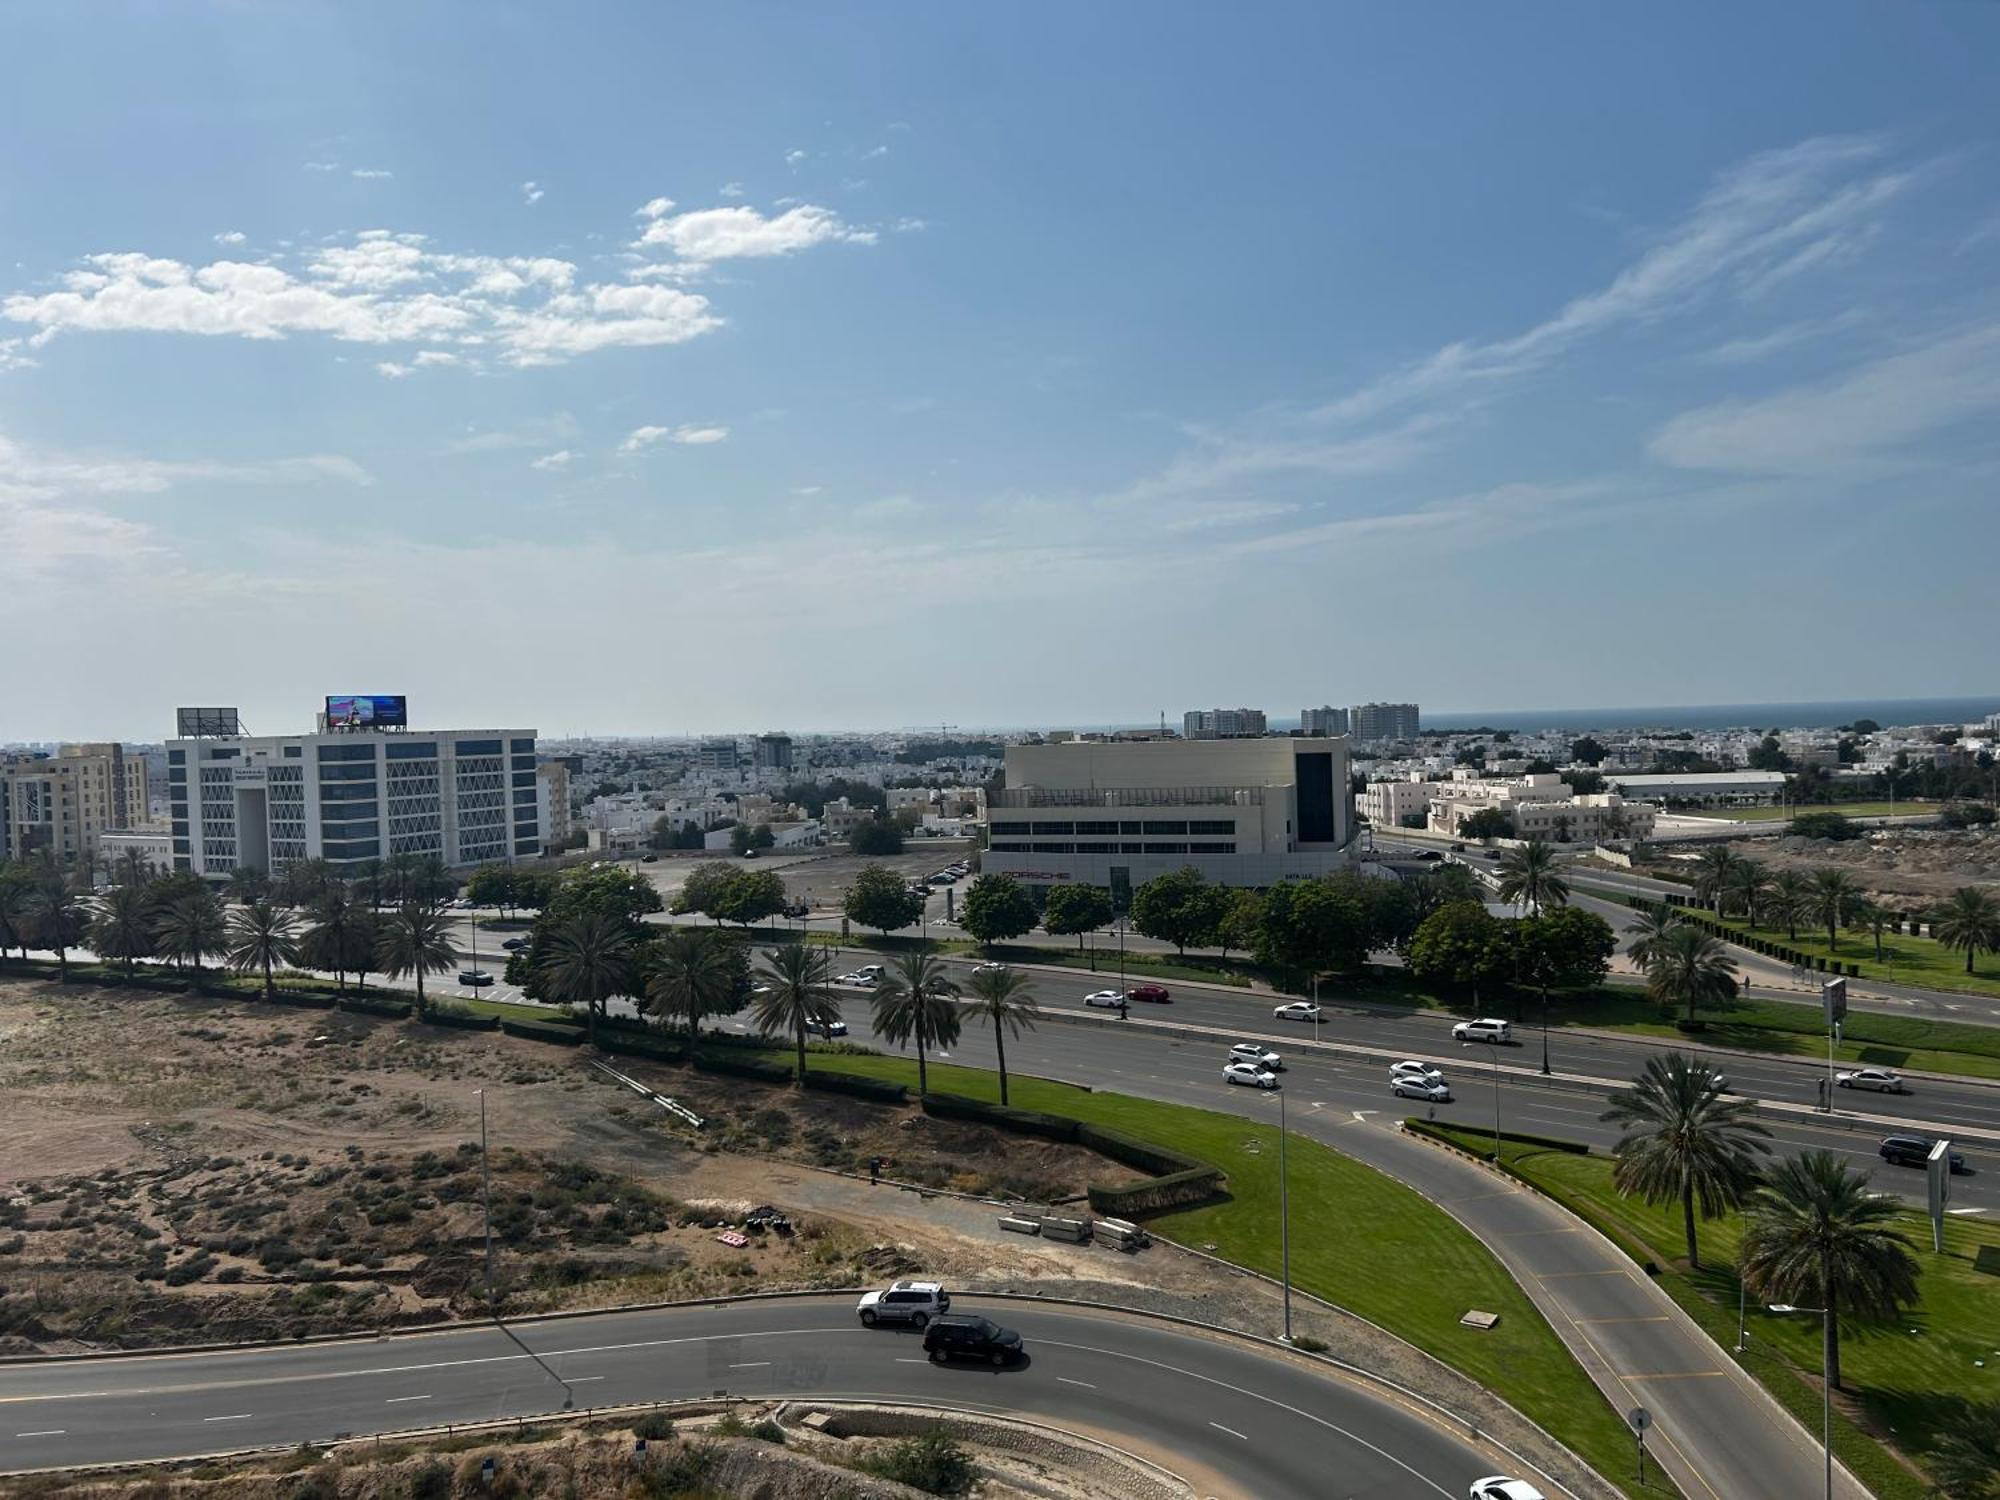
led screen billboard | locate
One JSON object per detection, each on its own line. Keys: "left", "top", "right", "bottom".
{"left": 325, "top": 695, "right": 409, "bottom": 729}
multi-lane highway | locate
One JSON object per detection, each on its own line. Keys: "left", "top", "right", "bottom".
{"left": 0, "top": 1298, "right": 1514, "bottom": 1498}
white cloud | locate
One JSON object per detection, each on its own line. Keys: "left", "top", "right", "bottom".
{"left": 413, "top": 349, "right": 460, "bottom": 367}
{"left": 1696, "top": 313, "right": 1864, "bottom": 365}
{"left": 440, "top": 414, "right": 578, "bottom": 454}
{"left": 0, "top": 337, "right": 33, "bottom": 373}
{"left": 520, "top": 180, "right": 544, "bottom": 205}
{"left": 530, "top": 449, "right": 575, "bottom": 471}
{"left": 784, "top": 149, "right": 807, "bottom": 168}
{"left": 213, "top": 230, "right": 247, "bottom": 246}
{"left": 1228, "top": 482, "right": 1604, "bottom": 556}
{"left": 350, "top": 168, "right": 393, "bottom": 180}
{"left": 1650, "top": 324, "right": 2000, "bottom": 474}
{"left": 635, "top": 203, "right": 872, "bottom": 261}
{"left": 620, "top": 422, "right": 730, "bottom": 453}
{"left": 718, "top": 182, "right": 745, "bottom": 199}
{"left": 862, "top": 145, "right": 889, "bottom": 161}
{"left": 303, "top": 161, "right": 340, "bottom": 172}
{"left": 376, "top": 361, "right": 413, "bottom": 378}
{"left": 892, "top": 217, "right": 927, "bottom": 233}
{"left": 638, "top": 197, "right": 675, "bottom": 219}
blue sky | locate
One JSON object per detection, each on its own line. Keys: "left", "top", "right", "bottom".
{"left": 3, "top": 3, "right": 1997, "bottom": 740}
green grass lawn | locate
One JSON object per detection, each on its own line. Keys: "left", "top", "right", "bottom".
{"left": 795, "top": 1050, "right": 1676, "bottom": 1497}
{"left": 1702, "top": 801, "right": 1923, "bottom": 822}
{"left": 1422, "top": 1123, "right": 2000, "bottom": 1500}
{"left": 1687, "top": 904, "right": 2000, "bottom": 1000}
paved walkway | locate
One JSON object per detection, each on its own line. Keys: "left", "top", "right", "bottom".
{"left": 1325, "top": 1115, "right": 1867, "bottom": 1500}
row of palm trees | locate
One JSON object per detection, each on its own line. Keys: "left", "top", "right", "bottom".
{"left": 1604, "top": 1051, "right": 1919, "bottom": 1393}
{"left": 1691, "top": 845, "right": 2000, "bottom": 970}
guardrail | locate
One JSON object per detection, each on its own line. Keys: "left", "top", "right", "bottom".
{"left": 589, "top": 1058, "right": 704, "bottom": 1128}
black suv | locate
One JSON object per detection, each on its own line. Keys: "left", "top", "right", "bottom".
{"left": 921, "top": 1315, "right": 1023, "bottom": 1366}
{"left": 1880, "top": 1134, "right": 1967, "bottom": 1172}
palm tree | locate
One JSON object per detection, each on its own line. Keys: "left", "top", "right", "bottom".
{"left": 1931, "top": 886, "right": 2000, "bottom": 976}
{"left": 750, "top": 941, "right": 841, "bottom": 1085}
{"left": 1496, "top": 840, "right": 1567, "bottom": 915}
{"left": 88, "top": 882, "right": 157, "bottom": 977}
{"left": 1738, "top": 1149, "right": 1920, "bottom": 1391}
{"left": 112, "top": 846, "right": 152, "bottom": 888}
{"left": 645, "top": 927, "right": 739, "bottom": 1056}
{"left": 1808, "top": 869, "right": 1862, "bottom": 952}
{"left": 1623, "top": 904, "right": 1681, "bottom": 971}
{"left": 153, "top": 888, "right": 228, "bottom": 989}
{"left": 227, "top": 865, "right": 270, "bottom": 905}
{"left": 1771, "top": 870, "right": 1813, "bottom": 941}
{"left": 226, "top": 899, "right": 304, "bottom": 998}
{"left": 276, "top": 857, "right": 339, "bottom": 908}
{"left": 1850, "top": 902, "right": 1892, "bottom": 963}
{"left": 1645, "top": 921, "right": 1739, "bottom": 1026}
{"left": 1600, "top": 1052, "right": 1770, "bottom": 1268}
{"left": 1725, "top": 861, "right": 1773, "bottom": 929}
{"left": 26, "top": 873, "right": 87, "bottom": 980}
{"left": 375, "top": 902, "right": 460, "bottom": 1019}
{"left": 534, "top": 908, "right": 631, "bottom": 1042}
{"left": 966, "top": 967, "right": 1040, "bottom": 1105}
{"left": 872, "top": 950, "right": 962, "bottom": 1098}
{"left": 0, "top": 871, "right": 34, "bottom": 964}
{"left": 1691, "top": 846, "right": 1742, "bottom": 915}
{"left": 300, "top": 886, "right": 370, "bottom": 992}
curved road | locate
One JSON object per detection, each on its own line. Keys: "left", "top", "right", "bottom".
{"left": 0, "top": 1297, "right": 1506, "bottom": 1497}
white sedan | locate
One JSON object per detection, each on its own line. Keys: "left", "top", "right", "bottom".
{"left": 835, "top": 972, "right": 879, "bottom": 988}
{"left": 1837, "top": 1067, "right": 1908, "bottom": 1093}
{"left": 1083, "top": 989, "right": 1128, "bottom": 1008}
{"left": 1470, "top": 1479, "right": 1546, "bottom": 1500}
{"left": 1223, "top": 1062, "right": 1280, "bottom": 1089}
{"left": 971, "top": 961, "right": 1008, "bottom": 975}
{"left": 1228, "top": 1042, "right": 1282, "bottom": 1070}
{"left": 1390, "top": 1060, "right": 1443, "bottom": 1085}
{"left": 1272, "top": 1001, "right": 1322, "bottom": 1021}
{"left": 1392, "top": 1075, "right": 1452, "bottom": 1102}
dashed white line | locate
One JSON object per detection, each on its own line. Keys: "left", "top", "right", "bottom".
{"left": 728, "top": 1361, "right": 771, "bottom": 1369}
{"left": 203, "top": 1413, "right": 254, "bottom": 1423}
{"left": 15, "top": 1429, "right": 65, "bottom": 1438}
{"left": 567, "top": 1375, "right": 607, "bottom": 1383}
{"left": 894, "top": 1357, "right": 928, "bottom": 1364}
{"left": 385, "top": 1394, "right": 431, "bottom": 1403}
{"left": 1209, "top": 1421, "right": 1248, "bottom": 1440}
{"left": 1057, "top": 1376, "right": 1096, "bottom": 1389}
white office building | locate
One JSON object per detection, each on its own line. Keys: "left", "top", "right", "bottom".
{"left": 168, "top": 725, "right": 540, "bottom": 878}
{"left": 1425, "top": 771, "right": 1655, "bottom": 842}
{"left": 985, "top": 736, "right": 1354, "bottom": 895}
{"left": 1300, "top": 705, "right": 1349, "bottom": 737}
{"left": 1360, "top": 773, "right": 1438, "bottom": 829}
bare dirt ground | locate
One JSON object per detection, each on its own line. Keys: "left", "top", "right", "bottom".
{"left": 1745, "top": 826, "right": 2000, "bottom": 901}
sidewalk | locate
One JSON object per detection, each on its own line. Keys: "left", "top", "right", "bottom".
{"left": 1322, "top": 1113, "right": 1867, "bottom": 1500}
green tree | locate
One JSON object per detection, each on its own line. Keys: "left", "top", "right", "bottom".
{"left": 1927, "top": 1414, "right": 2000, "bottom": 1500}
{"left": 1771, "top": 869, "right": 1812, "bottom": 941}
{"left": 1792, "top": 810, "right": 1858, "bottom": 841}
{"left": 1569, "top": 736, "right": 1607, "bottom": 766}
{"left": 644, "top": 927, "right": 741, "bottom": 1055}
{"left": 1738, "top": 1149, "right": 1920, "bottom": 1391}
{"left": 673, "top": 861, "right": 737, "bottom": 922}
{"left": 1041, "top": 883, "right": 1113, "bottom": 952}
{"left": 88, "top": 882, "right": 156, "bottom": 977}
{"left": 227, "top": 865, "right": 270, "bottom": 905}
{"left": 535, "top": 907, "right": 633, "bottom": 1042}
{"left": 1747, "top": 734, "right": 1790, "bottom": 771}
{"left": 1599, "top": 1052, "right": 1770, "bottom": 1269}
{"left": 301, "top": 885, "right": 374, "bottom": 992}
{"left": 0, "top": 869, "right": 33, "bottom": 962}
{"left": 25, "top": 868, "right": 86, "bottom": 981}
{"left": 517, "top": 864, "right": 664, "bottom": 998}
{"left": 871, "top": 951, "right": 962, "bottom": 1097}
{"left": 1807, "top": 868, "right": 1863, "bottom": 951}
{"left": 1623, "top": 904, "right": 1681, "bottom": 971}
{"left": 850, "top": 818, "right": 905, "bottom": 856}
{"left": 464, "top": 865, "right": 518, "bottom": 917}
{"left": 1458, "top": 807, "right": 1514, "bottom": 841}
{"left": 153, "top": 888, "right": 228, "bottom": 989}
{"left": 966, "top": 967, "right": 1040, "bottom": 1105}
{"left": 225, "top": 898, "right": 304, "bottom": 999}
{"left": 1496, "top": 839, "right": 1567, "bottom": 914}
{"left": 1253, "top": 876, "right": 1373, "bottom": 979}
{"left": 958, "top": 873, "right": 1036, "bottom": 947}
{"left": 275, "top": 857, "right": 339, "bottom": 908}
{"left": 1690, "top": 845, "right": 1742, "bottom": 915}
{"left": 1645, "top": 921, "right": 1738, "bottom": 1026}
{"left": 751, "top": 941, "right": 841, "bottom": 1085}
{"left": 375, "top": 902, "right": 459, "bottom": 1019}
{"left": 1129, "top": 866, "right": 1228, "bottom": 956}
{"left": 1215, "top": 888, "right": 1264, "bottom": 960}
{"left": 1850, "top": 901, "right": 1892, "bottom": 963}
{"left": 1513, "top": 906, "right": 1615, "bottom": 991}
{"left": 1407, "top": 901, "right": 1508, "bottom": 993}
{"left": 843, "top": 865, "right": 925, "bottom": 936}
{"left": 729, "top": 822, "right": 755, "bottom": 857}
{"left": 1725, "top": 861, "right": 1773, "bottom": 927}
{"left": 1932, "top": 886, "right": 2000, "bottom": 975}
{"left": 712, "top": 868, "right": 788, "bottom": 927}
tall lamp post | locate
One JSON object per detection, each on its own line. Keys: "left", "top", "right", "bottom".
{"left": 478, "top": 1088, "right": 495, "bottom": 1315}
{"left": 1770, "top": 1303, "right": 1833, "bottom": 1500}
{"left": 1277, "top": 1083, "right": 1292, "bottom": 1343}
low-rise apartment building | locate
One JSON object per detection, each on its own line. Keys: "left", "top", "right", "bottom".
{"left": 1360, "top": 773, "right": 1438, "bottom": 829}
{"left": 1, "top": 743, "right": 149, "bottom": 866}
{"left": 1425, "top": 771, "right": 1655, "bottom": 842}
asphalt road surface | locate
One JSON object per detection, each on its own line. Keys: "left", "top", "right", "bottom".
{"left": 0, "top": 1298, "right": 1506, "bottom": 1498}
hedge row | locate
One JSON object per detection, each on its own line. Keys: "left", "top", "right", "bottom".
{"left": 501, "top": 1017, "right": 586, "bottom": 1046}
{"left": 337, "top": 995, "right": 414, "bottom": 1020}
{"left": 1403, "top": 1117, "right": 1591, "bottom": 1156}
{"left": 920, "top": 1092, "right": 1224, "bottom": 1218}
{"left": 423, "top": 1010, "right": 500, "bottom": 1032}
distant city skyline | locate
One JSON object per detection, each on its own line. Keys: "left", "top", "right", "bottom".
{"left": 3, "top": 6, "right": 1995, "bottom": 735}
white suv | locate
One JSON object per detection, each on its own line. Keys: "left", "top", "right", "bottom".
{"left": 857, "top": 1280, "right": 951, "bottom": 1327}
{"left": 1453, "top": 1018, "right": 1511, "bottom": 1043}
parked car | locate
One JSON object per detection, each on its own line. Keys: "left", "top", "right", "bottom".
{"left": 922, "top": 1314, "right": 1022, "bottom": 1365}
{"left": 1880, "top": 1134, "right": 1967, "bottom": 1171}
{"left": 457, "top": 969, "right": 494, "bottom": 987}
{"left": 640, "top": 853, "right": 658, "bottom": 863}
{"left": 1272, "top": 1001, "right": 1322, "bottom": 1021}
{"left": 1392, "top": 1075, "right": 1452, "bottom": 1102}
{"left": 1126, "top": 983, "right": 1171, "bottom": 1003}
{"left": 806, "top": 1017, "right": 849, "bottom": 1039}
{"left": 1390, "top": 1060, "right": 1443, "bottom": 1084}
{"left": 1083, "top": 989, "right": 1128, "bottom": 1008}
{"left": 1470, "top": 1480, "right": 1547, "bottom": 1500}
{"left": 1838, "top": 1067, "right": 1907, "bottom": 1093}
{"left": 1453, "top": 1017, "right": 1512, "bottom": 1043}
{"left": 856, "top": 1280, "right": 950, "bottom": 1327}
{"left": 1223, "top": 1061, "right": 1281, "bottom": 1089}
{"left": 1228, "top": 1042, "right": 1282, "bottom": 1070}
{"left": 1416, "top": 850, "right": 1442, "bottom": 861}
{"left": 854, "top": 963, "right": 886, "bottom": 978}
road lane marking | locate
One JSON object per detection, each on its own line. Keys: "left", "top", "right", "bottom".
{"left": 15, "top": 1429, "right": 65, "bottom": 1437}
{"left": 1625, "top": 1370, "right": 1726, "bottom": 1380}
{"left": 385, "top": 1394, "right": 431, "bottom": 1403}
{"left": 1057, "top": 1377, "right": 1095, "bottom": 1388}
{"left": 893, "top": 1358, "right": 927, "bottom": 1364}
{"left": 728, "top": 1362, "right": 771, "bottom": 1369}
{"left": 567, "top": 1376, "right": 606, "bottom": 1384}
{"left": 1209, "top": 1421, "right": 1248, "bottom": 1440}
{"left": 203, "top": 1413, "right": 254, "bottom": 1422}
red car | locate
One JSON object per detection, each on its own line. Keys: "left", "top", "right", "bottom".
{"left": 1126, "top": 984, "right": 1171, "bottom": 1003}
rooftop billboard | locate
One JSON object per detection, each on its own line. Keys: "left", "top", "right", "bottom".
{"left": 325, "top": 694, "right": 408, "bottom": 729}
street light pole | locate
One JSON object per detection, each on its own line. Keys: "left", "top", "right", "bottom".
{"left": 1771, "top": 1304, "right": 1832, "bottom": 1500}
{"left": 1539, "top": 982, "right": 1551, "bottom": 1076}
{"left": 479, "top": 1088, "right": 495, "bottom": 1316}
{"left": 1278, "top": 1083, "right": 1292, "bottom": 1343}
